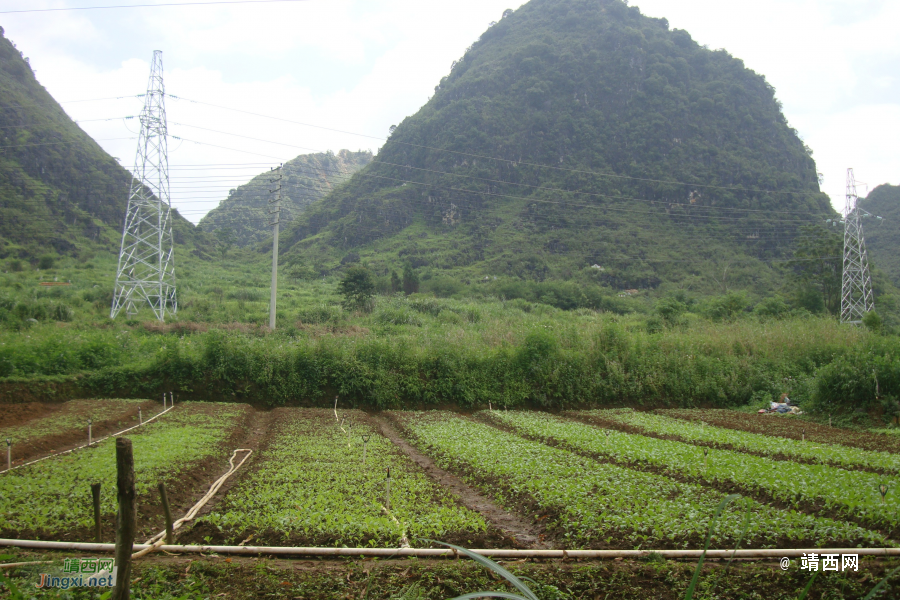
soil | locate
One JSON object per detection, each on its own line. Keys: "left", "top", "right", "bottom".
{"left": 372, "top": 412, "right": 548, "bottom": 549}
{"left": 0, "top": 398, "right": 160, "bottom": 467}
{"left": 494, "top": 412, "right": 897, "bottom": 545}
{"left": 563, "top": 411, "right": 892, "bottom": 476}
{"left": 660, "top": 408, "right": 900, "bottom": 454}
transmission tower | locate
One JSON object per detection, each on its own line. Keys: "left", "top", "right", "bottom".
{"left": 111, "top": 50, "right": 176, "bottom": 321}
{"left": 840, "top": 168, "right": 874, "bottom": 324}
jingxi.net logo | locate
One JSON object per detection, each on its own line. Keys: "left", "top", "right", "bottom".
{"left": 35, "top": 558, "right": 117, "bottom": 590}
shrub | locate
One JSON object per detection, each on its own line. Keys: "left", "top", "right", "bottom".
{"left": 338, "top": 265, "right": 376, "bottom": 311}
{"left": 37, "top": 255, "right": 55, "bottom": 270}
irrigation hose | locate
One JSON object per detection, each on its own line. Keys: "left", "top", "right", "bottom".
{"left": 132, "top": 448, "right": 253, "bottom": 559}
{"left": 1, "top": 541, "right": 899, "bottom": 559}
{"left": 1, "top": 406, "right": 176, "bottom": 474}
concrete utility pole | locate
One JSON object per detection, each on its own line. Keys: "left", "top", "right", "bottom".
{"left": 268, "top": 165, "right": 283, "bottom": 329}
{"left": 840, "top": 168, "right": 875, "bottom": 324}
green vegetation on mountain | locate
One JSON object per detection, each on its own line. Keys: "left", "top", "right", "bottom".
{"left": 281, "top": 0, "right": 834, "bottom": 296}
{"left": 861, "top": 184, "right": 900, "bottom": 287}
{"left": 0, "top": 28, "right": 202, "bottom": 263}
{"left": 198, "top": 150, "right": 371, "bottom": 247}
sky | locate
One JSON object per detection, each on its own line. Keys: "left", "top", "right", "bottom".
{"left": 0, "top": 0, "right": 897, "bottom": 224}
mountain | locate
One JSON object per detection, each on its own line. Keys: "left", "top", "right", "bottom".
{"left": 280, "top": 0, "right": 834, "bottom": 293}
{"left": 198, "top": 150, "right": 372, "bottom": 247}
{"left": 860, "top": 184, "right": 900, "bottom": 287}
{"left": 0, "top": 28, "right": 198, "bottom": 262}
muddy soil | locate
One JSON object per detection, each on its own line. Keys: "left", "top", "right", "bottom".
{"left": 373, "top": 412, "right": 546, "bottom": 549}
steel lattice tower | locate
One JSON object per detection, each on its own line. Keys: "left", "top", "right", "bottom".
{"left": 111, "top": 50, "right": 176, "bottom": 321}
{"left": 840, "top": 168, "right": 874, "bottom": 324}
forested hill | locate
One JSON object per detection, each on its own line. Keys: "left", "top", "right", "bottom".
{"left": 861, "top": 184, "right": 900, "bottom": 287}
{"left": 281, "top": 0, "right": 835, "bottom": 292}
{"left": 0, "top": 28, "right": 195, "bottom": 261}
{"left": 198, "top": 150, "right": 371, "bottom": 247}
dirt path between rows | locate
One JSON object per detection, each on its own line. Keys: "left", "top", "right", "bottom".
{"left": 371, "top": 413, "right": 549, "bottom": 549}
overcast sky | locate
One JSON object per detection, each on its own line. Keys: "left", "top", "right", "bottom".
{"left": 1, "top": 0, "right": 897, "bottom": 224}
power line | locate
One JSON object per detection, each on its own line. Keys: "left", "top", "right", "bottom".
{"left": 0, "top": 0, "right": 311, "bottom": 15}
{"left": 169, "top": 93, "right": 829, "bottom": 200}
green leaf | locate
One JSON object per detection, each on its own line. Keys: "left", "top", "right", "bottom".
{"left": 423, "top": 540, "right": 539, "bottom": 600}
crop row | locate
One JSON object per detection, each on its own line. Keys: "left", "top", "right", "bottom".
{"left": 492, "top": 411, "right": 899, "bottom": 532}
{"left": 0, "top": 398, "right": 148, "bottom": 446}
{"left": 0, "top": 403, "right": 244, "bottom": 538}
{"left": 199, "top": 409, "right": 489, "bottom": 547}
{"left": 582, "top": 409, "right": 900, "bottom": 474}
{"left": 401, "top": 411, "right": 885, "bottom": 549}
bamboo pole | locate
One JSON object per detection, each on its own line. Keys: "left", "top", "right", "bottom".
{"left": 1, "top": 539, "right": 899, "bottom": 559}
{"left": 158, "top": 483, "right": 174, "bottom": 545}
{"left": 113, "top": 438, "right": 135, "bottom": 600}
{"left": 5, "top": 438, "right": 9, "bottom": 472}
{"left": 91, "top": 483, "right": 102, "bottom": 543}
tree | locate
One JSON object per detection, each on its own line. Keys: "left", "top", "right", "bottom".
{"left": 390, "top": 270, "right": 401, "bottom": 294}
{"left": 790, "top": 224, "right": 842, "bottom": 315}
{"left": 339, "top": 265, "right": 375, "bottom": 311}
{"left": 402, "top": 264, "right": 419, "bottom": 295}
{"left": 37, "top": 255, "right": 54, "bottom": 270}
{"left": 215, "top": 227, "right": 237, "bottom": 258}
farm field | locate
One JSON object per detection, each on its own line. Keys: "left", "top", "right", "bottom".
{"left": 394, "top": 411, "right": 888, "bottom": 549}
{"left": 491, "top": 411, "right": 898, "bottom": 534}
{"left": 1, "top": 404, "right": 898, "bottom": 556}
{"left": 660, "top": 408, "right": 900, "bottom": 454}
{"left": 188, "top": 408, "right": 494, "bottom": 548}
{"left": 0, "top": 402, "right": 250, "bottom": 542}
{"left": 579, "top": 408, "right": 900, "bottom": 474}
{"left": 0, "top": 398, "right": 158, "bottom": 466}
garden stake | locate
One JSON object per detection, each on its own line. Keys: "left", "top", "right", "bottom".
{"left": 489, "top": 400, "right": 492, "bottom": 412}
{"left": 112, "top": 438, "right": 135, "bottom": 600}
{"left": 386, "top": 467, "right": 391, "bottom": 513}
{"left": 5, "top": 438, "right": 10, "bottom": 472}
{"left": 158, "top": 482, "right": 175, "bottom": 545}
{"left": 802, "top": 429, "right": 805, "bottom": 442}
{"left": 90, "top": 483, "right": 102, "bottom": 542}
{"left": 703, "top": 447, "right": 709, "bottom": 471}
{"left": 361, "top": 435, "right": 370, "bottom": 465}
{"left": 347, "top": 421, "right": 352, "bottom": 449}
{"left": 170, "top": 391, "right": 174, "bottom": 406}
{"left": 334, "top": 396, "right": 339, "bottom": 421}
{"left": 138, "top": 408, "right": 142, "bottom": 425}
{"left": 162, "top": 394, "right": 166, "bottom": 410}
{"left": 88, "top": 418, "right": 93, "bottom": 446}
{"left": 880, "top": 484, "right": 888, "bottom": 505}
{"left": 829, "top": 415, "right": 832, "bottom": 427}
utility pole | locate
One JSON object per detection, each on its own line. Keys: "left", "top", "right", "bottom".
{"left": 840, "top": 168, "right": 874, "bottom": 324}
{"left": 268, "top": 165, "right": 282, "bottom": 329}
{"left": 111, "top": 50, "right": 176, "bottom": 321}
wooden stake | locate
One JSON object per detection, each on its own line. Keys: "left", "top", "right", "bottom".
{"left": 386, "top": 467, "right": 391, "bottom": 513}
{"left": 703, "top": 447, "right": 709, "bottom": 471}
{"left": 362, "top": 435, "right": 370, "bottom": 465}
{"left": 91, "top": 483, "right": 102, "bottom": 543}
{"left": 170, "top": 391, "right": 174, "bottom": 406}
{"left": 88, "top": 418, "right": 93, "bottom": 446}
{"left": 112, "top": 438, "right": 135, "bottom": 600}
{"left": 138, "top": 408, "right": 142, "bottom": 425}
{"left": 5, "top": 438, "right": 9, "bottom": 472}
{"left": 162, "top": 394, "right": 166, "bottom": 410}
{"left": 158, "top": 483, "right": 174, "bottom": 545}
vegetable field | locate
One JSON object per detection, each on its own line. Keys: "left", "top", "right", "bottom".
{"left": 1, "top": 401, "right": 897, "bottom": 553}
